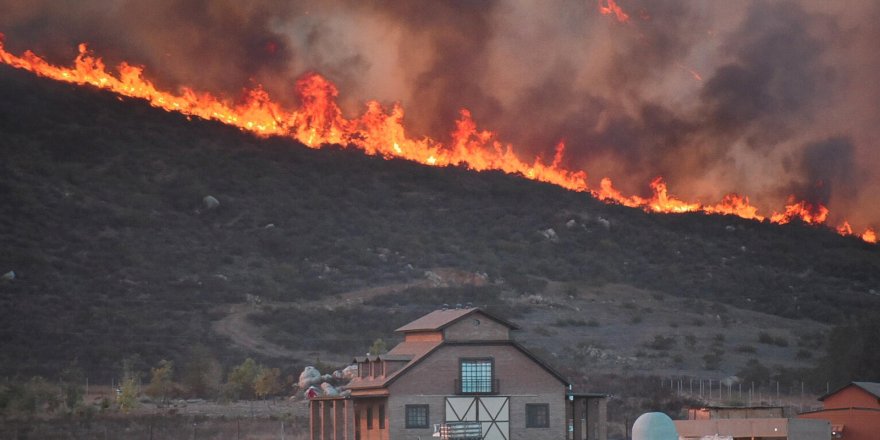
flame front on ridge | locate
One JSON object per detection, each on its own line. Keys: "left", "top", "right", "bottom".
{"left": 0, "top": 37, "right": 875, "bottom": 244}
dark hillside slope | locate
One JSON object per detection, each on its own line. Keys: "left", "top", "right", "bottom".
{"left": 1, "top": 65, "right": 879, "bottom": 378}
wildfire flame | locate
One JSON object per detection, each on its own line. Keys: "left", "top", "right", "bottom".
{"left": 598, "top": 0, "right": 630, "bottom": 23}
{"left": 0, "top": 36, "right": 875, "bottom": 243}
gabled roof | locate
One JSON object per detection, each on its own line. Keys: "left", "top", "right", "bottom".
{"left": 348, "top": 340, "right": 443, "bottom": 390}
{"left": 395, "top": 307, "right": 520, "bottom": 332}
{"left": 819, "top": 381, "right": 880, "bottom": 401}
{"left": 348, "top": 340, "right": 568, "bottom": 391}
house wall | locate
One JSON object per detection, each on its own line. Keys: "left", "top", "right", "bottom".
{"left": 353, "top": 398, "right": 389, "bottom": 440}
{"left": 443, "top": 312, "right": 510, "bottom": 341}
{"left": 822, "top": 386, "right": 880, "bottom": 409}
{"left": 788, "top": 418, "right": 831, "bottom": 440}
{"left": 385, "top": 344, "right": 566, "bottom": 440}
{"left": 404, "top": 331, "right": 443, "bottom": 342}
{"left": 799, "top": 408, "right": 880, "bottom": 440}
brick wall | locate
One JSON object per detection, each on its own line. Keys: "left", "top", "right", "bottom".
{"left": 386, "top": 344, "right": 566, "bottom": 440}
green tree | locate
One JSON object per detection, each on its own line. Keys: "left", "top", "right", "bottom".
{"left": 145, "top": 359, "right": 174, "bottom": 403}
{"left": 738, "top": 358, "right": 771, "bottom": 385}
{"left": 59, "top": 362, "right": 85, "bottom": 413}
{"left": 369, "top": 338, "right": 387, "bottom": 355}
{"left": 117, "top": 354, "right": 143, "bottom": 413}
{"left": 181, "top": 344, "right": 222, "bottom": 398}
{"left": 226, "top": 358, "right": 261, "bottom": 400}
{"left": 10, "top": 376, "right": 59, "bottom": 415}
{"left": 117, "top": 377, "right": 139, "bottom": 413}
{"left": 254, "top": 367, "right": 282, "bottom": 400}
{"left": 818, "top": 317, "right": 880, "bottom": 388}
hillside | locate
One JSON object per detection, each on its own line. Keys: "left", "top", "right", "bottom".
{"left": 2, "top": 64, "right": 879, "bottom": 389}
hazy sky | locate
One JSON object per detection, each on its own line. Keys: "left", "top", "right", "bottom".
{"left": 2, "top": 0, "right": 878, "bottom": 228}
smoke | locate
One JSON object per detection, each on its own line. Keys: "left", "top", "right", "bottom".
{"left": 0, "top": 0, "right": 877, "bottom": 227}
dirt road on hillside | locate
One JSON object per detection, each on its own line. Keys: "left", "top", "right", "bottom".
{"left": 212, "top": 269, "right": 485, "bottom": 360}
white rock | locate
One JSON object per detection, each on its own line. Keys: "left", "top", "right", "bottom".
{"left": 320, "top": 382, "right": 339, "bottom": 396}
{"left": 540, "top": 228, "right": 558, "bottom": 242}
{"left": 202, "top": 195, "right": 220, "bottom": 210}
{"left": 298, "top": 366, "right": 322, "bottom": 389}
{"left": 1, "top": 271, "right": 14, "bottom": 281}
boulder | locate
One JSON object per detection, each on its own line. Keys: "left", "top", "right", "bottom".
{"left": 202, "top": 195, "right": 220, "bottom": 210}
{"left": 298, "top": 366, "right": 322, "bottom": 389}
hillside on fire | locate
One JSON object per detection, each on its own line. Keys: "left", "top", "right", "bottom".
{"left": 2, "top": 62, "right": 880, "bottom": 398}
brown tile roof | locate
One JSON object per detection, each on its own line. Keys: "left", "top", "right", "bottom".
{"left": 348, "top": 340, "right": 443, "bottom": 390}
{"left": 394, "top": 307, "right": 519, "bottom": 332}
{"left": 819, "top": 381, "right": 880, "bottom": 401}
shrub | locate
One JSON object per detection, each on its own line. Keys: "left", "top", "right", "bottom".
{"left": 735, "top": 344, "right": 757, "bottom": 353}
{"left": 534, "top": 326, "right": 555, "bottom": 337}
{"left": 795, "top": 349, "right": 813, "bottom": 360}
{"left": 702, "top": 351, "right": 723, "bottom": 370}
{"left": 757, "top": 331, "right": 789, "bottom": 347}
{"left": 644, "top": 335, "right": 677, "bottom": 350}
{"left": 553, "top": 318, "right": 588, "bottom": 327}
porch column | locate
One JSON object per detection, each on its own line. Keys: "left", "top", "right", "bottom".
{"left": 573, "top": 398, "right": 586, "bottom": 440}
{"left": 333, "top": 399, "right": 351, "bottom": 439}
{"left": 310, "top": 400, "right": 321, "bottom": 440}
{"left": 323, "top": 400, "right": 334, "bottom": 439}
{"left": 586, "top": 397, "right": 607, "bottom": 440}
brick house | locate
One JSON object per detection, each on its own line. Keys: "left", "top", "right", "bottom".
{"left": 798, "top": 381, "right": 880, "bottom": 440}
{"left": 309, "top": 307, "right": 606, "bottom": 440}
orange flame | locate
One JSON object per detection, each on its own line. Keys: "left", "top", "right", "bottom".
{"left": 837, "top": 221, "right": 853, "bottom": 236}
{"left": 769, "top": 198, "right": 830, "bottom": 225}
{"left": 0, "top": 37, "right": 875, "bottom": 244}
{"left": 862, "top": 228, "right": 878, "bottom": 244}
{"left": 598, "top": 0, "right": 630, "bottom": 23}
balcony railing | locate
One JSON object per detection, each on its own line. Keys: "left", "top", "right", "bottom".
{"left": 454, "top": 379, "right": 499, "bottom": 395}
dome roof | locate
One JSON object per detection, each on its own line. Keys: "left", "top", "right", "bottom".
{"left": 632, "top": 412, "right": 679, "bottom": 440}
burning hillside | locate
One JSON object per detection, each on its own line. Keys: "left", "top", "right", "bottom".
{"left": 0, "top": 0, "right": 878, "bottom": 242}
{"left": 1, "top": 36, "right": 874, "bottom": 243}
{"left": 1, "top": 50, "right": 879, "bottom": 381}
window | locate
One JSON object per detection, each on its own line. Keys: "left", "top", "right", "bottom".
{"left": 405, "top": 405, "right": 430, "bottom": 428}
{"left": 460, "top": 358, "right": 494, "bottom": 393}
{"left": 526, "top": 404, "right": 549, "bottom": 428}
{"left": 378, "top": 404, "right": 385, "bottom": 429}
{"left": 366, "top": 407, "right": 373, "bottom": 429}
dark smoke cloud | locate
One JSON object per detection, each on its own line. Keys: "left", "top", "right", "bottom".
{"left": 700, "top": 1, "right": 835, "bottom": 147}
{"left": 0, "top": 0, "right": 300, "bottom": 94}
{"left": 350, "top": 0, "right": 504, "bottom": 139}
{"left": 790, "top": 137, "right": 857, "bottom": 206}
{"left": 0, "top": 0, "right": 878, "bottom": 227}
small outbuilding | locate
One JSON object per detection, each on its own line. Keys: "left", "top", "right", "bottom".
{"left": 798, "top": 381, "right": 880, "bottom": 440}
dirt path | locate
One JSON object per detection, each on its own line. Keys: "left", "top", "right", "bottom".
{"left": 211, "top": 268, "right": 486, "bottom": 361}
{"left": 211, "top": 303, "right": 299, "bottom": 359}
